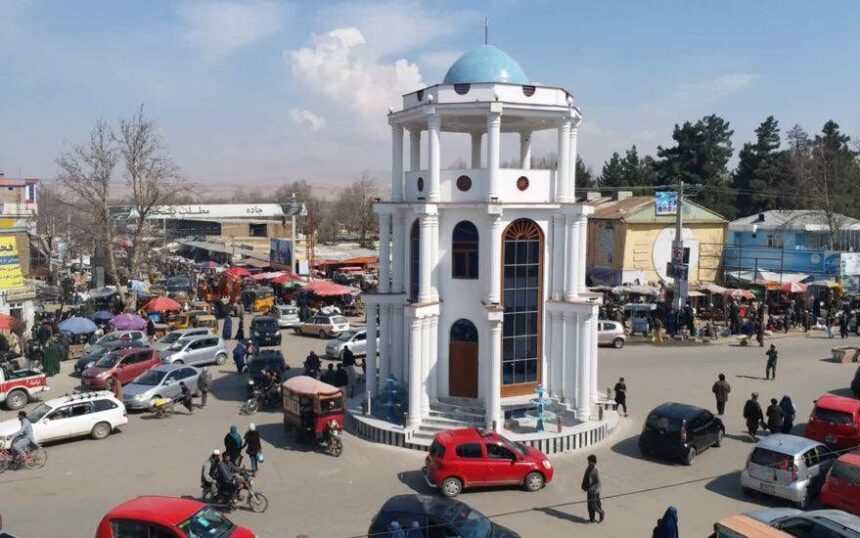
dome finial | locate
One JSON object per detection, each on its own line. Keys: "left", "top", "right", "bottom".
{"left": 484, "top": 17, "right": 489, "bottom": 45}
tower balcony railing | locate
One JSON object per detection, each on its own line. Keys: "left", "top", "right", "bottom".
{"left": 402, "top": 168, "right": 555, "bottom": 204}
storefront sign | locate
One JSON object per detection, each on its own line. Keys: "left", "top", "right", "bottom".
{"left": 0, "top": 237, "right": 24, "bottom": 289}
{"left": 5, "top": 286, "right": 35, "bottom": 302}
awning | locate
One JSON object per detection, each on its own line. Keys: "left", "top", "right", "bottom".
{"left": 701, "top": 283, "right": 730, "bottom": 295}
{"left": 611, "top": 284, "right": 661, "bottom": 296}
{"left": 249, "top": 271, "right": 286, "bottom": 281}
{"left": 302, "top": 280, "right": 353, "bottom": 297}
{"left": 239, "top": 258, "right": 271, "bottom": 269}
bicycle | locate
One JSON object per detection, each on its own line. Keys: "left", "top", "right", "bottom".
{"left": 0, "top": 439, "right": 48, "bottom": 473}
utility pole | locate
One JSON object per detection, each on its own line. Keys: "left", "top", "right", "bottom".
{"left": 671, "top": 180, "right": 687, "bottom": 313}
{"left": 291, "top": 193, "right": 297, "bottom": 274}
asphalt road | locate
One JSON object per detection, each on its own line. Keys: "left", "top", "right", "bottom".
{"left": 1, "top": 326, "right": 857, "bottom": 537}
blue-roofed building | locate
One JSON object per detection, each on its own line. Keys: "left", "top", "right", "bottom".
{"left": 443, "top": 45, "right": 530, "bottom": 85}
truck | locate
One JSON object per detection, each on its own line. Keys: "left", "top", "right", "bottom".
{"left": 0, "top": 367, "right": 50, "bottom": 410}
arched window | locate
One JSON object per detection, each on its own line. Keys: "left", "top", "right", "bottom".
{"left": 410, "top": 219, "right": 420, "bottom": 301}
{"left": 449, "top": 319, "right": 478, "bottom": 398}
{"left": 452, "top": 221, "right": 479, "bottom": 279}
{"left": 501, "top": 219, "right": 543, "bottom": 395}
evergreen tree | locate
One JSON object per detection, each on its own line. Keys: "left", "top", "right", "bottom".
{"left": 576, "top": 156, "right": 596, "bottom": 189}
{"left": 599, "top": 152, "right": 625, "bottom": 188}
{"left": 620, "top": 145, "right": 658, "bottom": 187}
{"left": 732, "top": 116, "right": 783, "bottom": 215}
{"left": 806, "top": 121, "right": 860, "bottom": 245}
{"left": 657, "top": 114, "right": 736, "bottom": 218}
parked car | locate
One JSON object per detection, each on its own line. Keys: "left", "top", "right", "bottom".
{"left": 740, "top": 434, "right": 837, "bottom": 508}
{"left": 711, "top": 514, "right": 793, "bottom": 538}
{"left": 244, "top": 351, "right": 288, "bottom": 396}
{"left": 269, "top": 304, "right": 301, "bottom": 328}
{"left": 597, "top": 320, "right": 626, "bottom": 348}
{"left": 81, "top": 348, "right": 161, "bottom": 391}
{"left": 294, "top": 314, "right": 350, "bottom": 338}
{"left": 160, "top": 335, "right": 228, "bottom": 366}
{"left": 86, "top": 330, "right": 148, "bottom": 351}
{"left": 0, "top": 366, "right": 49, "bottom": 411}
{"left": 250, "top": 316, "right": 282, "bottom": 347}
{"left": 96, "top": 496, "right": 255, "bottom": 538}
{"left": 852, "top": 365, "right": 860, "bottom": 398}
{"left": 424, "top": 428, "right": 553, "bottom": 498}
{"left": 747, "top": 508, "right": 860, "bottom": 537}
{"left": 325, "top": 327, "right": 379, "bottom": 360}
{"left": 0, "top": 391, "right": 127, "bottom": 443}
{"left": 805, "top": 394, "right": 860, "bottom": 450}
{"left": 75, "top": 339, "right": 147, "bottom": 375}
{"left": 821, "top": 451, "right": 860, "bottom": 515}
{"left": 368, "top": 494, "right": 520, "bottom": 538}
{"left": 122, "top": 364, "right": 201, "bottom": 411}
{"left": 152, "top": 328, "right": 212, "bottom": 352}
{"left": 638, "top": 402, "right": 724, "bottom": 465}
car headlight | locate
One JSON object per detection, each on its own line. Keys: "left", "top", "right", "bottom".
{"left": 542, "top": 460, "right": 552, "bottom": 469}
{"left": 248, "top": 380, "right": 254, "bottom": 385}
{"left": 134, "top": 393, "right": 146, "bottom": 400}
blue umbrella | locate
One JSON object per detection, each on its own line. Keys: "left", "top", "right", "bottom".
{"left": 129, "top": 280, "right": 149, "bottom": 292}
{"left": 92, "top": 310, "right": 114, "bottom": 322}
{"left": 58, "top": 316, "right": 98, "bottom": 335}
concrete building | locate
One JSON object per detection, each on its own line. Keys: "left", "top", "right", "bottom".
{"left": 0, "top": 174, "right": 39, "bottom": 331}
{"left": 364, "top": 45, "right": 601, "bottom": 437}
{"left": 586, "top": 194, "right": 728, "bottom": 286}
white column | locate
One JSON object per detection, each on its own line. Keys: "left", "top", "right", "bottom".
{"left": 556, "top": 119, "right": 571, "bottom": 202}
{"left": 387, "top": 305, "right": 401, "bottom": 382}
{"left": 409, "top": 129, "right": 421, "bottom": 171}
{"left": 378, "top": 214, "right": 391, "bottom": 294}
{"left": 427, "top": 114, "right": 441, "bottom": 203}
{"left": 578, "top": 215, "right": 588, "bottom": 292}
{"left": 563, "top": 312, "right": 576, "bottom": 405}
{"left": 430, "top": 216, "right": 439, "bottom": 302}
{"left": 421, "top": 318, "right": 432, "bottom": 415}
{"left": 419, "top": 214, "right": 434, "bottom": 303}
{"left": 520, "top": 131, "right": 532, "bottom": 170}
{"left": 589, "top": 308, "right": 599, "bottom": 401}
{"left": 379, "top": 306, "right": 391, "bottom": 382}
{"left": 543, "top": 314, "right": 552, "bottom": 391}
{"left": 551, "top": 214, "right": 565, "bottom": 301}
{"left": 485, "top": 212, "right": 502, "bottom": 304}
{"left": 366, "top": 304, "right": 378, "bottom": 395}
{"left": 392, "top": 211, "right": 405, "bottom": 293}
{"left": 577, "top": 312, "right": 591, "bottom": 420}
{"left": 470, "top": 133, "right": 482, "bottom": 169}
{"left": 391, "top": 125, "right": 404, "bottom": 202}
{"left": 564, "top": 215, "right": 578, "bottom": 301}
{"left": 551, "top": 312, "right": 563, "bottom": 399}
{"left": 487, "top": 317, "right": 503, "bottom": 431}
{"left": 569, "top": 122, "right": 579, "bottom": 201}
{"left": 486, "top": 109, "right": 502, "bottom": 201}
{"left": 429, "top": 316, "right": 438, "bottom": 403}
{"left": 407, "top": 315, "right": 422, "bottom": 429}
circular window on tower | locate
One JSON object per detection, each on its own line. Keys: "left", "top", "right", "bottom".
{"left": 516, "top": 176, "right": 530, "bottom": 191}
{"left": 456, "top": 175, "right": 472, "bottom": 192}
{"left": 417, "top": 177, "right": 424, "bottom": 192}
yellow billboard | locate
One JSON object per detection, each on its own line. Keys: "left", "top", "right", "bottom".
{"left": 0, "top": 237, "right": 24, "bottom": 289}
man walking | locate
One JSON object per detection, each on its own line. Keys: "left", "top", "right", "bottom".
{"left": 711, "top": 373, "right": 731, "bottom": 416}
{"left": 743, "top": 392, "right": 764, "bottom": 441}
{"left": 652, "top": 316, "right": 664, "bottom": 344}
{"left": 766, "top": 398, "right": 785, "bottom": 433}
{"left": 342, "top": 346, "right": 358, "bottom": 398}
{"left": 765, "top": 344, "right": 778, "bottom": 380}
{"left": 198, "top": 367, "right": 212, "bottom": 408}
{"left": 581, "top": 455, "right": 605, "bottom": 523}
{"left": 613, "top": 377, "right": 627, "bottom": 417}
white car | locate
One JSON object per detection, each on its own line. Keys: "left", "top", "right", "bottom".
{"left": 152, "top": 328, "right": 212, "bottom": 351}
{"left": 269, "top": 304, "right": 301, "bottom": 328}
{"left": 86, "top": 330, "right": 149, "bottom": 351}
{"left": 0, "top": 391, "right": 128, "bottom": 443}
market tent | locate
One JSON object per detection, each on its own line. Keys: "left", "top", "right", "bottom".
{"left": 199, "top": 261, "right": 220, "bottom": 270}
{"left": 701, "top": 283, "right": 730, "bottom": 295}
{"left": 58, "top": 316, "right": 97, "bottom": 335}
{"left": 272, "top": 273, "right": 303, "bottom": 285}
{"left": 142, "top": 296, "right": 182, "bottom": 312}
{"left": 0, "top": 314, "right": 16, "bottom": 330}
{"left": 779, "top": 281, "right": 808, "bottom": 294}
{"left": 808, "top": 280, "right": 840, "bottom": 289}
{"left": 92, "top": 310, "right": 114, "bottom": 322}
{"left": 110, "top": 313, "right": 148, "bottom": 330}
{"left": 302, "top": 280, "right": 352, "bottom": 297}
{"left": 250, "top": 271, "right": 286, "bottom": 281}
{"left": 224, "top": 266, "right": 251, "bottom": 278}
{"left": 727, "top": 289, "right": 755, "bottom": 300}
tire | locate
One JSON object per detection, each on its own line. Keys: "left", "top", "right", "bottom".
{"left": 215, "top": 353, "right": 227, "bottom": 366}
{"left": 524, "top": 471, "right": 545, "bottom": 492}
{"left": 294, "top": 328, "right": 302, "bottom": 335}
{"left": 91, "top": 421, "right": 112, "bottom": 440}
{"left": 25, "top": 447, "right": 47, "bottom": 470}
{"left": 683, "top": 446, "right": 696, "bottom": 465}
{"left": 5, "top": 389, "right": 28, "bottom": 411}
{"left": 612, "top": 337, "right": 624, "bottom": 349}
{"left": 330, "top": 437, "right": 343, "bottom": 457}
{"left": 319, "top": 330, "right": 326, "bottom": 339}
{"left": 440, "top": 477, "right": 463, "bottom": 498}
{"left": 638, "top": 444, "right": 650, "bottom": 458}
{"left": 713, "top": 429, "right": 724, "bottom": 448}
{"left": 248, "top": 492, "right": 269, "bottom": 513}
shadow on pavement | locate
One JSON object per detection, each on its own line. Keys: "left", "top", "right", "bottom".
{"left": 209, "top": 370, "right": 247, "bottom": 403}
{"left": 735, "top": 374, "right": 767, "bottom": 381}
{"left": 397, "top": 469, "right": 431, "bottom": 494}
{"left": 705, "top": 471, "right": 798, "bottom": 508}
{"left": 534, "top": 506, "right": 590, "bottom": 525}
{"left": 610, "top": 434, "right": 679, "bottom": 466}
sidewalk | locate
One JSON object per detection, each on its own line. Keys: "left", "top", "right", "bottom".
{"left": 625, "top": 328, "right": 842, "bottom": 348}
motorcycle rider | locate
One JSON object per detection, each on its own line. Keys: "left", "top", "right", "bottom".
{"left": 304, "top": 351, "right": 321, "bottom": 378}
{"left": 202, "top": 450, "right": 221, "bottom": 498}
{"left": 214, "top": 451, "right": 239, "bottom": 503}
{"left": 9, "top": 411, "right": 35, "bottom": 463}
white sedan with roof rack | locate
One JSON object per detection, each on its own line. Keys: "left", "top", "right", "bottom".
{"left": 0, "top": 391, "right": 128, "bottom": 444}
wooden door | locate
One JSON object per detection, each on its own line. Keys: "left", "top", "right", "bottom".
{"left": 449, "top": 341, "right": 478, "bottom": 398}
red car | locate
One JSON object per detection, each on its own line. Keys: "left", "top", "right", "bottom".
{"left": 805, "top": 394, "right": 860, "bottom": 450}
{"left": 96, "top": 496, "right": 255, "bottom": 537}
{"left": 423, "top": 428, "right": 553, "bottom": 497}
{"left": 82, "top": 348, "right": 161, "bottom": 391}
{"left": 821, "top": 451, "right": 860, "bottom": 515}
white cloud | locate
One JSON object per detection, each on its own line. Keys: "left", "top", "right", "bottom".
{"left": 289, "top": 108, "right": 326, "bottom": 131}
{"left": 287, "top": 28, "right": 424, "bottom": 138}
{"left": 669, "top": 72, "right": 757, "bottom": 103}
{"left": 419, "top": 50, "right": 461, "bottom": 78}
{"left": 178, "top": 0, "right": 286, "bottom": 58}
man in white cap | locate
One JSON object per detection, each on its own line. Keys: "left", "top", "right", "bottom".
{"left": 198, "top": 367, "right": 212, "bottom": 408}
{"left": 202, "top": 450, "right": 220, "bottom": 498}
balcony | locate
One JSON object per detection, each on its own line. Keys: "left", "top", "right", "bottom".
{"left": 403, "top": 168, "right": 554, "bottom": 204}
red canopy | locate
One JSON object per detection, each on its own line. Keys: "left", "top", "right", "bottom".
{"left": 302, "top": 280, "right": 351, "bottom": 297}
{"left": 224, "top": 267, "right": 251, "bottom": 278}
{"left": 272, "top": 273, "right": 302, "bottom": 285}
{"left": 779, "top": 281, "right": 808, "bottom": 294}
{"left": 0, "top": 314, "right": 16, "bottom": 330}
{"left": 142, "top": 296, "right": 182, "bottom": 312}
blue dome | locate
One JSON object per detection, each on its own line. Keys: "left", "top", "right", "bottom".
{"left": 443, "top": 45, "right": 529, "bottom": 85}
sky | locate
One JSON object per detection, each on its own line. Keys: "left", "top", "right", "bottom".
{"left": 1, "top": 0, "right": 859, "bottom": 195}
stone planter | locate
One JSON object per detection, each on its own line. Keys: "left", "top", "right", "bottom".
{"left": 831, "top": 346, "right": 860, "bottom": 363}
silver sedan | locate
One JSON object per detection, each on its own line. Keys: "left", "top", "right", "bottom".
{"left": 122, "top": 363, "right": 201, "bottom": 410}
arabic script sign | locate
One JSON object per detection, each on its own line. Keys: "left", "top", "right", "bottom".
{"left": 0, "top": 237, "right": 24, "bottom": 290}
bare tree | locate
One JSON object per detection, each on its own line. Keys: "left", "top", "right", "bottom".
{"left": 274, "top": 179, "right": 314, "bottom": 203}
{"left": 335, "top": 172, "right": 378, "bottom": 246}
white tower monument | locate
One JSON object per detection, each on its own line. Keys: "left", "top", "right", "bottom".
{"left": 364, "top": 45, "right": 599, "bottom": 437}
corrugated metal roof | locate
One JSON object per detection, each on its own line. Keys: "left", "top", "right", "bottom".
{"left": 729, "top": 210, "right": 860, "bottom": 231}
{"left": 588, "top": 196, "right": 727, "bottom": 223}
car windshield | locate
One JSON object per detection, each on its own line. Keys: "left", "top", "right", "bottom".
{"left": 95, "top": 352, "right": 122, "bottom": 368}
{"left": 87, "top": 344, "right": 108, "bottom": 355}
{"left": 133, "top": 370, "right": 167, "bottom": 386}
{"left": 100, "top": 333, "right": 120, "bottom": 344}
{"left": 812, "top": 407, "right": 855, "bottom": 426}
{"left": 177, "top": 507, "right": 234, "bottom": 538}
{"left": 645, "top": 413, "right": 682, "bottom": 432}
{"left": 831, "top": 460, "right": 860, "bottom": 486}
{"left": 26, "top": 403, "right": 52, "bottom": 422}
{"left": 159, "top": 332, "right": 182, "bottom": 344}
{"left": 168, "top": 341, "right": 188, "bottom": 351}
{"left": 253, "top": 319, "right": 277, "bottom": 331}
{"left": 332, "top": 316, "right": 348, "bottom": 325}
{"left": 449, "top": 507, "right": 492, "bottom": 538}
{"left": 337, "top": 331, "right": 356, "bottom": 341}
{"left": 750, "top": 448, "right": 794, "bottom": 469}
{"left": 495, "top": 433, "right": 529, "bottom": 455}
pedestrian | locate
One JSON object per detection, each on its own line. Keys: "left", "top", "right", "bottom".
{"left": 321, "top": 363, "right": 336, "bottom": 385}
{"left": 581, "top": 454, "right": 605, "bottom": 523}
{"left": 224, "top": 425, "right": 243, "bottom": 465}
{"left": 110, "top": 373, "right": 122, "bottom": 401}
{"left": 779, "top": 395, "right": 796, "bottom": 434}
{"left": 765, "top": 344, "right": 778, "bottom": 380}
{"left": 146, "top": 317, "right": 156, "bottom": 338}
{"left": 652, "top": 506, "right": 679, "bottom": 538}
{"left": 711, "top": 373, "right": 731, "bottom": 416}
{"left": 826, "top": 315, "right": 834, "bottom": 339}
{"left": 613, "top": 377, "right": 627, "bottom": 417}
{"left": 235, "top": 317, "right": 245, "bottom": 342}
{"left": 755, "top": 321, "right": 764, "bottom": 347}
{"left": 232, "top": 341, "right": 246, "bottom": 374}
{"left": 334, "top": 364, "right": 348, "bottom": 388}
{"left": 840, "top": 314, "right": 849, "bottom": 339}
{"left": 802, "top": 309, "right": 810, "bottom": 332}
{"left": 743, "top": 392, "right": 764, "bottom": 441}
{"left": 652, "top": 317, "right": 664, "bottom": 344}
{"left": 179, "top": 381, "right": 194, "bottom": 414}
{"left": 766, "top": 398, "right": 784, "bottom": 433}
{"left": 222, "top": 315, "right": 233, "bottom": 341}
{"left": 342, "top": 346, "right": 358, "bottom": 398}
{"left": 243, "top": 423, "right": 262, "bottom": 475}
{"left": 198, "top": 367, "right": 212, "bottom": 408}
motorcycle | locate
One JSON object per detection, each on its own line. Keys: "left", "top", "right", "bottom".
{"left": 201, "top": 468, "right": 268, "bottom": 513}
{"left": 311, "top": 419, "right": 343, "bottom": 457}
{"left": 303, "top": 356, "right": 321, "bottom": 379}
{"left": 239, "top": 385, "right": 278, "bottom": 415}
